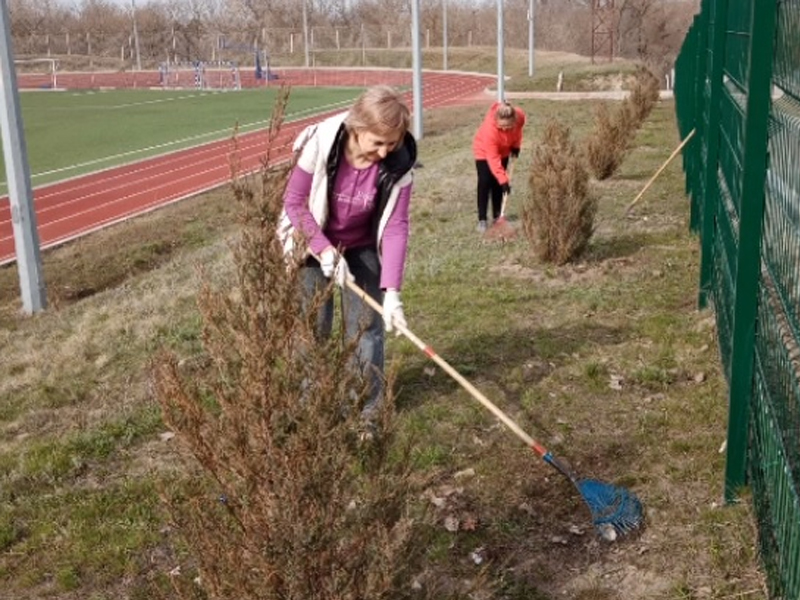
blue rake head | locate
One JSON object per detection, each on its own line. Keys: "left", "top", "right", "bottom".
{"left": 576, "top": 479, "right": 644, "bottom": 538}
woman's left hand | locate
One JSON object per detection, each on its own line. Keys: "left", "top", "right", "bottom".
{"left": 383, "top": 290, "right": 406, "bottom": 335}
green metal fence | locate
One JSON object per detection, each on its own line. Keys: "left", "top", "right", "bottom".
{"left": 674, "top": 0, "right": 800, "bottom": 597}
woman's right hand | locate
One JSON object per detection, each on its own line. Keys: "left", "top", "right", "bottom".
{"left": 320, "top": 247, "right": 337, "bottom": 278}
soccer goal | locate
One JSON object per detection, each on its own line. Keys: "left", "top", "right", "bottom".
{"left": 159, "top": 60, "right": 241, "bottom": 91}
{"left": 14, "top": 57, "right": 59, "bottom": 89}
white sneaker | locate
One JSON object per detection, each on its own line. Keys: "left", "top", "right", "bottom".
{"left": 476, "top": 220, "right": 487, "bottom": 233}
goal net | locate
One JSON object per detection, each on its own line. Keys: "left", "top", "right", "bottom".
{"left": 159, "top": 60, "right": 241, "bottom": 91}
{"left": 14, "top": 58, "right": 59, "bottom": 89}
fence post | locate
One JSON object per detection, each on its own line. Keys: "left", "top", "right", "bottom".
{"left": 724, "top": 0, "right": 779, "bottom": 503}
{"left": 697, "top": 0, "right": 729, "bottom": 309}
{"left": 687, "top": 8, "right": 708, "bottom": 233}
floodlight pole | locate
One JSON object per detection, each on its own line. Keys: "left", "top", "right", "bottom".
{"left": 411, "top": 0, "right": 423, "bottom": 140}
{"left": 442, "top": 0, "right": 448, "bottom": 71}
{"left": 0, "top": 0, "right": 47, "bottom": 314}
{"left": 528, "top": 0, "right": 535, "bottom": 77}
{"left": 131, "top": 0, "right": 142, "bottom": 71}
{"left": 497, "top": 0, "right": 505, "bottom": 101}
{"left": 302, "top": 0, "right": 310, "bottom": 68}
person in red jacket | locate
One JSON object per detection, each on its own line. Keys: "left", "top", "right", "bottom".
{"left": 471, "top": 101, "right": 526, "bottom": 232}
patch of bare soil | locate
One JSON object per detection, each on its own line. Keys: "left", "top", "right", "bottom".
{"left": 564, "top": 563, "right": 674, "bottom": 598}
{"left": 490, "top": 255, "right": 641, "bottom": 288}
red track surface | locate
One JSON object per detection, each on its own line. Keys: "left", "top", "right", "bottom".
{"left": 0, "top": 68, "right": 493, "bottom": 266}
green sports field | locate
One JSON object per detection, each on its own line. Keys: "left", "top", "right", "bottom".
{"left": 0, "top": 86, "right": 363, "bottom": 194}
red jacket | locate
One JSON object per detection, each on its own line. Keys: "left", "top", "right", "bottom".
{"left": 472, "top": 102, "right": 526, "bottom": 185}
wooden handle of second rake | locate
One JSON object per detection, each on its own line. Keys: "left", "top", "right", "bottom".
{"left": 345, "top": 279, "right": 547, "bottom": 456}
{"left": 500, "top": 156, "right": 517, "bottom": 217}
{"left": 625, "top": 128, "right": 695, "bottom": 215}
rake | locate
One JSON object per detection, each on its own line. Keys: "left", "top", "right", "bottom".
{"left": 347, "top": 280, "right": 644, "bottom": 539}
{"left": 624, "top": 129, "right": 696, "bottom": 215}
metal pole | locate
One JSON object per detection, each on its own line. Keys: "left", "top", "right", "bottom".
{"left": 497, "top": 0, "right": 505, "bottom": 101}
{"left": 0, "top": 0, "right": 47, "bottom": 313}
{"left": 724, "top": 0, "right": 779, "bottom": 503}
{"left": 131, "top": 0, "right": 142, "bottom": 71}
{"left": 302, "top": 0, "right": 310, "bottom": 68}
{"left": 443, "top": 0, "right": 448, "bottom": 71}
{"left": 528, "top": 0, "right": 535, "bottom": 77}
{"left": 411, "top": 0, "right": 423, "bottom": 140}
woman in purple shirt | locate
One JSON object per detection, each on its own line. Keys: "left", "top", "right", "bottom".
{"left": 279, "top": 85, "right": 417, "bottom": 432}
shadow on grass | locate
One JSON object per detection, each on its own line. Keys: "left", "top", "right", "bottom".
{"left": 393, "top": 320, "right": 632, "bottom": 413}
{"left": 584, "top": 232, "right": 648, "bottom": 263}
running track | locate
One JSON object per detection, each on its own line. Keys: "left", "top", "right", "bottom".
{"left": 0, "top": 68, "right": 494, "bottom": 266}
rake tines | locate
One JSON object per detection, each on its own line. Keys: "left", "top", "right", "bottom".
{"left": 483, "top": 216, "right": 517, "bottom": 243}
{"left": 576, "top": 479, "right": 644, "bottom": 539}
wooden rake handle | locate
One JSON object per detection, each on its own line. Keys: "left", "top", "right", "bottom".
{"left": 345, "top": 279, "right": 547, "bottom": 456}
{"left": 625, "top": 128, "right": 696, "bottom": 215}
{"left": 500, "top": 156, "right": 517, "bottom": 217}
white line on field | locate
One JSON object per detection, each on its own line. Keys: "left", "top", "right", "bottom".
{"left": 65, "top": 90, "right": 215, "bottom": 108}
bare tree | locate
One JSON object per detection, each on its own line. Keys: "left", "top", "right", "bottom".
{"left": 615, "top": 0, "right": 698, "bottom": 76}
{"left": 8, "top": 0, "right": 699, "bottom": 68}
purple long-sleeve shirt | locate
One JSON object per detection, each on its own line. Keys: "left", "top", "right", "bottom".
{"left": 284, "top": 160, "right": 412, "bottom": 290}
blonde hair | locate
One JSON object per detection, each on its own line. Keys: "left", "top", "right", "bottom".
{"left": 495, "top": 102, "right": 517, "bottom": 128}
{"left": 344, "top": 85, "right": 411, "bottom": 138}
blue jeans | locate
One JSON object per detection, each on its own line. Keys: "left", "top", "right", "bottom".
{"left": 301, "top": 246, "right": 385, "bottom": 419}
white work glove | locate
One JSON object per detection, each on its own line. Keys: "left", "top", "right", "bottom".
{"left": 382, "top": 289, "right": 406, "bottom": 335}
{"left": 319, "top": 247, "right": 353, "bottom": 288}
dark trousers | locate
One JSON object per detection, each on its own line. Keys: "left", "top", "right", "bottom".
{"left": 475, "top": 157, "right": 509, "bottom": 222}
{"left": 301, "top": 246, "right": 384, "bottom": 418}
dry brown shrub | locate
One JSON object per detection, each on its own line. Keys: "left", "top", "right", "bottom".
{"left": 585, "top": 67, "right": 659, "bottom": 181}
{"left": 522, "top": 119, "right": 597, "bottom": 265}
{"left": 584, "top": 102, "right": 635, "bottom": 181}
{"left": 625, "top": 66, "right": 661, "bottom": 127}
{"left": 152, "top": 87, "right": 424, "bottom": 600}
